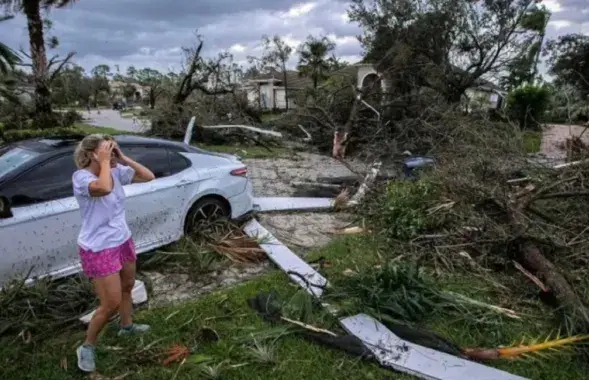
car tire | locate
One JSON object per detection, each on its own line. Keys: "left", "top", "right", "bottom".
{"left": 184, "top": 196, "right": 230, "bottom": 235}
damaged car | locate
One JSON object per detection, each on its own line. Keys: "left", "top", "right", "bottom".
{"left": 0, "top": 131, "right": 254, "bottom": 287}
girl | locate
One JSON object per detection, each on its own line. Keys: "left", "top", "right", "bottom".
{"left": 72, "top": 134, "right": 155, "bottom": 372}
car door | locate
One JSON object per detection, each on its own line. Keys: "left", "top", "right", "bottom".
{"left": 0, "top": 153, "right": 81, "bottom": 286}
{"left": 120, "top": 145, "right": 201, "bottom": 252}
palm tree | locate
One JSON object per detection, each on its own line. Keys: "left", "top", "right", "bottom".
{"left": 0, "top": 40, "right": 20, "bottom": 75}
{"left": 297, "top": 36, "right": 336, "bottom": 90}
{"left": 2, "top": 0, "right": 77, "bottom": 117}
{"left": 0, "top": 16, "right": 21, "bottom": 103}
{"left": 0, "top": 15, "right": 20, "bottom": 74}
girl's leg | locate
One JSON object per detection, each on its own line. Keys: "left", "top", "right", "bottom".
{"left": 86, "top": 273, "right": 122, "bottom": 344}
{"left": 117, "top": 239, "right": 150, "bottom": 335}
{"left": 118, "top": 260, "right": 136, "bottom": 327}
{"left": 77, "top": 273, "right": 121, "bottom": 372}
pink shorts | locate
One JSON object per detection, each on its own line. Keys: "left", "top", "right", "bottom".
{"left": 79, "top": 238, "right": 137, "bottom": 279}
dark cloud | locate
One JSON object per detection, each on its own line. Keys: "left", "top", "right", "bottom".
{"left": 0, "top": 0, "right": 586, "bottom": 74}
{"left": 0, "top": 0, "right": 361, "bottom": 72}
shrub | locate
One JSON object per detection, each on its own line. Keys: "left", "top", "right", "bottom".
{"left": 367, "top": 178, "right": 447, "bottom": 241}
{"left": 506, "top": 85, "right": 551, "bottom": 130}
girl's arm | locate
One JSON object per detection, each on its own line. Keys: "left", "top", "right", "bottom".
{"left": 119, "top": 155, "right": 155, "bottom": 183}
{"left": 88, "top": 141, "right": 114, "bottom": 196}
{"left": 89, "top": 160, "right": 114, "bottom": 195}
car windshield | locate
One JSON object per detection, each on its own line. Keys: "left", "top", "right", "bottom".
{"left": 0, "top": 146, "right": 40, "bottom": 178}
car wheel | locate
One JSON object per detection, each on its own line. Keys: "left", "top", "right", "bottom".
{"left": 185, "top": 197, "right": 230, "bottom": 234}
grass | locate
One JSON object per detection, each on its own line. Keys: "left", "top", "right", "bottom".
{"left": 1, "top": 233, "right": 586, "bottom": 380}
{"left": 523, "top": 130, "right": 542, "bottom": 153}
{"left": 75, "top": 123, "right": 130, "bottom": 136}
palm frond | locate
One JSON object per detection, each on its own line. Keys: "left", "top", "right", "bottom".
{"left": 0, "top": 41, "right": 20, "bottom": 75}
{"left": 463, "top": 332, "right": 589, "bottom": 361}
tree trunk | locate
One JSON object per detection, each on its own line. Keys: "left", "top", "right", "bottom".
{"left": 149, "top": 88, "right": 155, "bottom": 109}
{"left": 23, "top": 0, "right": 52, "bottom": 119}
{"left": 282, "top": 62, "right": 289, "bottom": 111}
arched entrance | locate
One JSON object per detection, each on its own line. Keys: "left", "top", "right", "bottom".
{"left": 360, "top": 73, "right": 382, "bottom": 97}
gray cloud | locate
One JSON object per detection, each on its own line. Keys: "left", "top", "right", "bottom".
{"left": 0, "top": 0, "right": 360, "bottom": 73}
{"left": 0, "top": 0, "right": 586, "bottom": 75}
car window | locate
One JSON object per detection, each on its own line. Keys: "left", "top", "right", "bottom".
{"left": 123, "top": 146, "right": 171, "bottom": 178}
{"left": 1, "top": 154, "right": 77, "bottom": 207}
{"left": 0, "top": 146, "right": 41, "bottom": 178}
{"left": 169, "top": 151, "right": 190, "bottom": 175}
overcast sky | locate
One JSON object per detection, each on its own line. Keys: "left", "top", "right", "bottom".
{"left": 0, "top": 0, "right": 587, "bottom": 75}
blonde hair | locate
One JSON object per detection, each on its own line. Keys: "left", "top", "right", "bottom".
{"left": 73, "top": 134, "right": 114, "bottom": 169}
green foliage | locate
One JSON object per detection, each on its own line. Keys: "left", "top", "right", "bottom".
{"left": 522, "top": 131, "right": 542, "bottom": 153}
{"left": 368, "top": 178, "right": 443, "bottom": 241}
{"left": 506, "top": 85, "right": 551, "bottom": 130}
{"left": 349, "top": 0, "right": 544, "bottom": 102}
{"left": 330, "top": 262, "right": 442, "bottom": 323}
{"left": 296, "top": 35, "right": 336, "bottom": 89}
{"left": 545, "top": 33, "right": 589, "bottom": 97}
{"left": 1, "top": 125, "right": 85, "bottom": 143}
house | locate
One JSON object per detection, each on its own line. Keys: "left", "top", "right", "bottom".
{"left": 332, "top": 62, "right": 507, "bottom": 110}
{"left": 109, "top": 80, "right": 148, "bottom": 101}
{"left": 241, "top": 69, "right": 312, "bottom": 110}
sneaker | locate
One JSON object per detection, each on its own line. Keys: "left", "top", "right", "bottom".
{"left": 76, "top": 344, "right": 96, "bottom": 372}
{"left": 117, "top": 323, "right": 151, "bottom": 336}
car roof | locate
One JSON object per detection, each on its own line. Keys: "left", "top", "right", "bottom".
{"left": 11, "top": 134, "right": 185, "bottom": 153}
{"left": 9, "top": 134, "right": 230, "bottom": 157}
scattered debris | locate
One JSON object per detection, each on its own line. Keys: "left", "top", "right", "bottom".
{"left": 340, "top": 314, "right": 527, "bottom": 380}
{"left": 332, "top": 226, "right": 367, "bottom": 235}
{"left": 209, "top": 231, "right": 266, "bottom": 264}
{"left": 253, "top": 197, "right": 334, "bottom": 212}
{"left": 243, "top": 219, "right": 328, "bottom": 297}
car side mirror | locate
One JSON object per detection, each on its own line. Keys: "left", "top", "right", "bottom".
{"left": 0, "top": 195, "right": 13, "bottom": 218}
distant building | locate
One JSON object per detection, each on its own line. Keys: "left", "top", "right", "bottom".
{"left": 241, "top": 69, "right": 312, "bottom": 110}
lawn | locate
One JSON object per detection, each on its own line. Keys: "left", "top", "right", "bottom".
{"left": 75, "top": 123, "right": 131, "bottom": 136}
{"left": 523, "top": 130, "right": 542, "bottom": 153}
{"left": 0, "top": 233, "right": 585, "bottom": 380}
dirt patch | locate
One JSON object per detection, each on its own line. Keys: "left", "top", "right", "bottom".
{"left": 246, "top": 152, "right": 374, "bottom": 196}
{"left": 258, "top": 212, "right": 354, "bottom": 252}
{"left": 141, "top": 264, "right": 268, "bottom": 307}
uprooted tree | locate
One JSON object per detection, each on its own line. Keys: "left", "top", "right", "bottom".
{"left": 149, "top": 33, "right": 259, "bottom": 141}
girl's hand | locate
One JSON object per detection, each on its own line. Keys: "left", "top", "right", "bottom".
{"left": 94, "top": 141, "right": 114, "bottom": 163}
{"left": 113, "top": 143, "right": 127, "bottom": 162}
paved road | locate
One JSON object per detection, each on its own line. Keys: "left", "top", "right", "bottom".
{"left": 81, "top": 109, "right": 150, "bottom": 133}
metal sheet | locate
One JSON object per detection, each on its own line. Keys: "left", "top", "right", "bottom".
{"left": 243, "top": 219, "right": 328, "bottom": 297}
{"left": 340, "top": 314, "right": 528, "bottom": 380}
{"left": 253, "top": 197, "right": 334, "bottom": 212}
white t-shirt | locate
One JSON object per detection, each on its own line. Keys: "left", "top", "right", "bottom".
{"left": 72, "top": 164, "right": 135, "bottom": 252}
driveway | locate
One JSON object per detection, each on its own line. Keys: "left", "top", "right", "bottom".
{"left": 540, "top": 123, "right": 589, "bottom": 161}
{"left": 81, "top": 109, "right": 150, "bottom": 133}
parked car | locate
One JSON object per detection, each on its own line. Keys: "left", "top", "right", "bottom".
{"left": 0, "top": 133, "right": 254, "bottom": 287}
{"left": 402, "top": 156, "right": 435, "bottom": 179}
